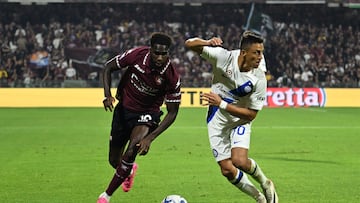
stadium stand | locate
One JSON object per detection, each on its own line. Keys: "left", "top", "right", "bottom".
{"left": 0, "top": 3, "right": 359, "bottom": 88}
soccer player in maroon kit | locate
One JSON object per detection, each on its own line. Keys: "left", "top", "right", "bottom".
{"left": 97, "top": 32, "right": 181, "bottom": 203}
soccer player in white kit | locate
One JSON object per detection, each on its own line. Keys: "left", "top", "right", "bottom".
{"left": 185, "top": 31, "right": 278, "bottom": 203}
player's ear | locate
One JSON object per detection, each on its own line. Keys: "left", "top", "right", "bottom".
{"left": 240, "top": 49, "right": 247, "bottom": 56}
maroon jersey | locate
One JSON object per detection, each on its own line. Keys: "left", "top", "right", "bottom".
{"left": 113, "top": 46, "right": 181, "bottom": 112}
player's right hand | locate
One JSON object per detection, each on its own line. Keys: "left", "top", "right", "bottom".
{"left": 208, "top": 37, "right": 223, "bottom": 46}
{"left": 200, "top": 92, "right": 222, "bottom": 106}
{"left": 103, "top": 96, "right": 115, "bottom": 112}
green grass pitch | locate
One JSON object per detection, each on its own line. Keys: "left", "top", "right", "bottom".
{"left": 0, "top": 107, "right": 359, "bottom": 203}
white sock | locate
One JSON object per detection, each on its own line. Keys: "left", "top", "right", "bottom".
{"left": 99, "top": 192, "right": 111, "bottom": 201}
{"left": 248, "top": 158, "right": 267, "bottom": 185}
{"left": 231, "top": 168, "right": 262, "bottom": 200}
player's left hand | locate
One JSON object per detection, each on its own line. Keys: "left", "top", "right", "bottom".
{"left": 136, "top": 137, "right": 152, "bottom": 156}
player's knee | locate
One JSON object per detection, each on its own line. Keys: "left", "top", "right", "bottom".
{"left": 220, "top": 167, "right": 233, "bottom": 179}
{"left": 231, "top": 157, "right": 250, "bottom": 171}
{"left": 108, "top": 156, "right": 118, "bottom": 169}
{"left": 108, "top": 139, "right": 125, "bottom": 169}
{"left": 108, "top": 148, "right": 122, "bottom": 169}
{"left": 123, "top": 142, "right": 139, "bottom": 160}
{"left": 218, "top": 160, "right": 235, "bottom": 179}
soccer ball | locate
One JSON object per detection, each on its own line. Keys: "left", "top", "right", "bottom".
{"left": 161, "top": 194, "right": 188, "bottom": 203}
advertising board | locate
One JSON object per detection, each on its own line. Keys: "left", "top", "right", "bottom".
{"left": 0, "top": 88, "right": 359, "bottom": 107}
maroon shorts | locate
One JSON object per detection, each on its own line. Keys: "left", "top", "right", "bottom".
{"left": 110, "top": 103, "right": 163, "bottom": 145}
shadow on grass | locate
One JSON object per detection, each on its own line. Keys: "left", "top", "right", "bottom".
{"left": 258, "top": 156, "right": 339, "bottom": 165}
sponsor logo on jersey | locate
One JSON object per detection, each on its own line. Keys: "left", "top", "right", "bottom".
{"left": 130, "top": 73, "right": 159, "bottom": 96}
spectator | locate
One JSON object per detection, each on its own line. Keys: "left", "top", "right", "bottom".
{"left": 0, "top": 64, "right": 9, "bottom": 87}
{"left": 276, "top": 73, "right": 292, "bottom": 87}
{"left": 0, "top": 3, "right": 358, "bottom": 88}
{"left": 301, "top": 66, "right": 314, "bottom": 87}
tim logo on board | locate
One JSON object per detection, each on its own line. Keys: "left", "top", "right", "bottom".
{"left": 265, "top": 88, "right": 326, "bottom": 107}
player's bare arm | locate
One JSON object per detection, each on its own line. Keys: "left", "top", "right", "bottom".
{"left": 185, "top": 37, "right": 223, "bottom": 54}
{"left": 137, "top": 102, "right": 180, "bottom": 155}
{"left": 102, "top": 57, "right": 117, "bottom": 112}
{"left": 201, "top": 92, "right": 258, "bottom": 121}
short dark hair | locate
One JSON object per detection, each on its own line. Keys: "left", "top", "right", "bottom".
{"left": 150, "top": 32, "right": 172, "bottom": 47}
{"left": 239, "top": 31, "right": 264, "bottom": 50}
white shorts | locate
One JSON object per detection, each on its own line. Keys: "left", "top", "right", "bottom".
{"left": 208, "top": 120, "right": 251, "bottom": 162}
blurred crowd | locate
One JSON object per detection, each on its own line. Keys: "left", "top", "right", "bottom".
{"left": 0, "top": 3, "right": 359, "bottom": 88}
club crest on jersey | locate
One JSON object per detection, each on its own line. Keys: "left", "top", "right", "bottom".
{"left": 155, "top": 76, "right": 164, "bottom": 85}
{"left": 229, "top": 80, "right": 254, "bottom": 97}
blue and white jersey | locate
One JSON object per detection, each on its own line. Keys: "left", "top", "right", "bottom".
{"left": 201, "top": 46, "right": 267, "bottom": 128}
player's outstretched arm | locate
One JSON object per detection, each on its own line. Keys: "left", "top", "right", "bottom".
{"left": 185, "top": 37, "right": 223, "bottom": 54}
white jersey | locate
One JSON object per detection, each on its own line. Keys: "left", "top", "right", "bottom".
{"left": 201, "top": 46, "right": 267, "bottom": 129}
{"left": 201, "top": 46, "right": 267, "bottom": 161}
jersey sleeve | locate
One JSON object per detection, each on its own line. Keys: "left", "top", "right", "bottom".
{"left": 114, "top": 47, "right": 139, "bottom": 69}
{"left": 248, "top": 73, "right": 267, "bottom": 110}
{"left": 165, "top": 68, "right": 181, "bottom": 104}
{"left": 201, "top": 46, "right": 230, "bottom": 72}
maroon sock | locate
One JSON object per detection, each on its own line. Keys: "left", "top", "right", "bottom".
{"left": 105, "top": 160, "right": 133, "bottom": 195}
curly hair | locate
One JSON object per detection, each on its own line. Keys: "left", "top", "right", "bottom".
{"left": 150, "top": 32, "right": 172, "bottom": 47}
